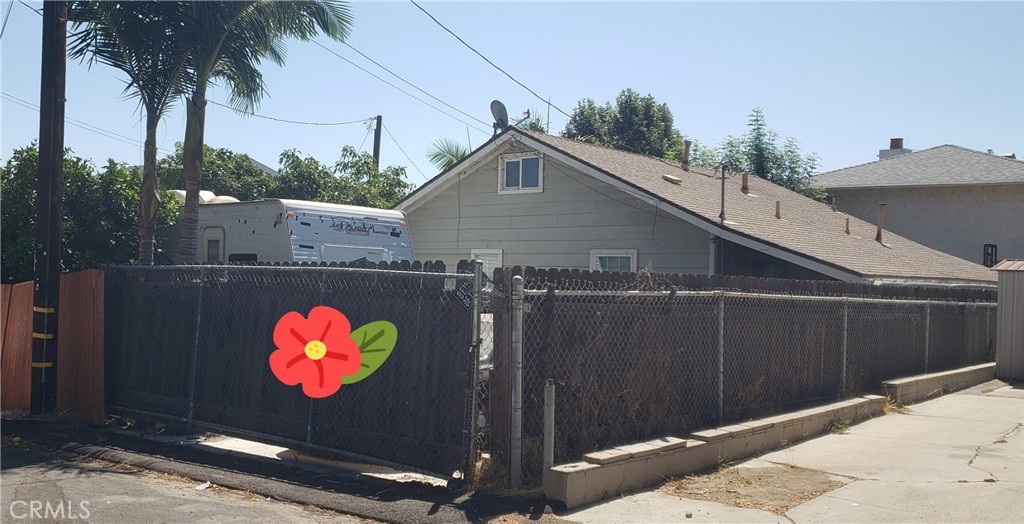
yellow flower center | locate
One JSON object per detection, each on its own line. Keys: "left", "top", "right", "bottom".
{"left": 304, "top": 340, "right": 327, "bottom": 360}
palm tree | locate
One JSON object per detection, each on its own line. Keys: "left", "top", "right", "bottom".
{"left": 426, "top": 138, "right": 470, "bottom": 172}
{"left": 175, "top": 1, "right": 353, "bottom": 261}
{"left": 68, "top": 1, "right": 192, "bottom": 264}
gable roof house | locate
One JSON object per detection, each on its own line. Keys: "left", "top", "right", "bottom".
{"left": 396, "top": 129, "right": 996, "bottom": 287}
{"left": 814, "top": 139, "right": 1024, "bottom": 267}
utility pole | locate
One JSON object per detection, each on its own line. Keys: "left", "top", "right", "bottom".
{"left": 31, "top": 0, "right": 67, "bottom": 415}
{"left": 372, "top": 115, "right": 382, "bottom": 168}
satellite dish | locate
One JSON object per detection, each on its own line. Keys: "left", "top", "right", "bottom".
{"left": 490, "top": 100, "right": 508, "bottom": 134}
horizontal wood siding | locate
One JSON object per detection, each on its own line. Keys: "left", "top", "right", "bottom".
{"left": 409, "top": 149, "right": 710, "bottom": 274}
{"left": 1, "top": 282, "right": 33, "bottom": 410}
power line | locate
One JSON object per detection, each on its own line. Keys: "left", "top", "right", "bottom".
{"left": 341, "top": 41, "right": 491, "bottom": 128}
{"left": 17, "top": 1, "right": 39, "bottom": 16}
{"left": 207, "top": 99, "right": 374, "bottom": 126}
{"left": 313, "top": 41, "right": 490, "bottom": 135}
{"left": 381, "top": 122, "right": 428, "bottom": 181}
{"left": 2, "top": 92, "right": 174, "bottom": 155}
{"left": 409, "top": 0, "right": 572, "bottom": 120}
{"left": 0, "top": 0, "right": 15, "bottom": 39}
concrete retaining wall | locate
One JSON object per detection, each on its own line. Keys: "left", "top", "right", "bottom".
{"left": 545, "top": 395, "right": 886, "bottom": 509}
{"left": 883, "top": 362, "right": 995, "bottom": 406}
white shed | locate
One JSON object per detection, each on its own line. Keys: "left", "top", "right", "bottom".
{"left": 993, "top": 260, "right": 1024, "bottom": 380}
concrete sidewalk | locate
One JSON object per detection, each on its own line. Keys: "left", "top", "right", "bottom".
{"left": 558, "top": 380, "right": 1024, "bottom": 524}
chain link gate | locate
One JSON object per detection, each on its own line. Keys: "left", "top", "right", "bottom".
{"left": 104, "top": 263, "right": 486, "bottom": 483}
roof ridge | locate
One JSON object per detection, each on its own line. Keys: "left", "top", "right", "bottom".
{"left": 517, "top": 127, "right": 704, "bottom": 169}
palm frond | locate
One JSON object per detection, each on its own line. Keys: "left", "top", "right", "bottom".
{"left": 426, "top": 139, "right": 470, "bottom": 172}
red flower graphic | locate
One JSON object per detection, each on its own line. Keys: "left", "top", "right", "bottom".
{"left": 269, "top": 306, "right": 361, "bottom": 398}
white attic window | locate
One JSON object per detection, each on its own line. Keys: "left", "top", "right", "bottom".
{"left": 498, "top": 152, "right": 543, "bottom": 194}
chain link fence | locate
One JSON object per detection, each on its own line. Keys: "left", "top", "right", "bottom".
{"left": 487, "top": 269, "right": 998, "bottom": 486}
{"left": 104, "top": 264, "right": 482, "bottom": 479}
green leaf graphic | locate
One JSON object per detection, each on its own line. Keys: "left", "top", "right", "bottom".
{"left": 343, "top": 321, "right": 398, "bottom": 384}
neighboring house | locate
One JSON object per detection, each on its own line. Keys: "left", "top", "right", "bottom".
{"left": 396, "top": 128, "right": 996, "bottom": 286}
{"left": 814, "top": 139, "right": 1024, "bottom": 267}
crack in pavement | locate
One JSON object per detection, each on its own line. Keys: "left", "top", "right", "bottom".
{"left": 967, "top": 422, "right": 1023, "bottom": 482}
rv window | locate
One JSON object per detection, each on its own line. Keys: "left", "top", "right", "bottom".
{"left": 228, "top": 253, "right": 258, "bottom": 263}
{"left": 206, "top": 240, "right": 221, "bottom": 262}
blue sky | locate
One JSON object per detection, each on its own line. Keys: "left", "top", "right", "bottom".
{"left": 2, "top": 1, "right": 1022, "bottom": 188}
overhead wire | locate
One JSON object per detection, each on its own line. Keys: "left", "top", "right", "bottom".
{"left": 341, "top": 41, "right": 491, "bottom": 129}
{"left": 409, "top": 0, "right": 572, "bottom": 119}
{"left": 0, "top": 0, "right": 15, "bottom": 39}
{"left": 314, "top": 41, "right": 490, "bottom": 135}
{"left": 381, "top": 122, "right": 428, "bottom": 181}
{"left": 207, "top": 99, "right": 373, "bottom": 126}
{"left": 3, "top": 91, "right": 174, "bottom": 155}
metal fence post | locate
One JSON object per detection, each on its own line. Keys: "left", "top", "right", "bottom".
{"left": 717, "top": 291, "right": 725, "bottom": 423}
{"left": 468, "top": 260, "right": 484, "bottom": 483}
{"left": 842, "top": 297, "right": 849, "bottom": 397}
{"left": 924, "top": 299, "right": 930, "bottom": 373}
{"left": 186, "top": 267, "right": 206, "bottom": 423}
{"left": 542, "top": 378, "right": 555, "bottom": 492}
{"left": 510, "top": 275, "right": 524, "bottom": 489}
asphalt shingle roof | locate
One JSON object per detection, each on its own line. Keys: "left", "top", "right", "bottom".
{"left": 813, "top": 145, "right": 1024, "bottom": 189}
{"left": 517, "top": 130, "right": 996, "bottom": 284}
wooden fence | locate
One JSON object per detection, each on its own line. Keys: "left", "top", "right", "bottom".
{"left": 0, "top": 270, "right": 104, "bottom": 423}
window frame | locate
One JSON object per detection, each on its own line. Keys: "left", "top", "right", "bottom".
{"left": 470, "top": 248, "right": 504, "bottom": 278}
{"left": 498, "top": 152, "right": 544, "bottom": 194}
{"left": 589, "top": 249, "right": 638, "bottom": 273}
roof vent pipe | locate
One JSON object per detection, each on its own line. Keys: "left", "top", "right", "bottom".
{"left": 845, "top": 217, "right": 850, "bottom": 235}
{"left": 741, "top": 172, "right": 749, "bottom": 194}
{"left": 775, "top": 200, "right": 781, "bottom": 219}
{"left": 875, "top": 203, "right": 887, "bottom": 242}
{"left": 682, "top": 140, "right": 692, "bottom": 172}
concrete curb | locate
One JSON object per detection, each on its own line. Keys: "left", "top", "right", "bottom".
{"left": 545, "top": 395, "right": 887, "bottom": 509}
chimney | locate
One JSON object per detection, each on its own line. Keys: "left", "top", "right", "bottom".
{"left": 775, "top": 200, "right": 781, "bottom": 219}
{"left": 875, "top": 203, "right": 886, "bottom": 242}
{"left": 845, "top": 217, "right": 850, "bottom": 235}
{"left": 682, "top": 140, "right": 692, "bottom": 171}
{"left": 741, "top": 172, "right": 749, "bottom": 194}
{"left": 879, "top": 137, "right": 913, "bottom": 160}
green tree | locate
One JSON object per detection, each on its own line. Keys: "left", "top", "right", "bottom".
{"left": 68, "top": 1, "right": 192, "bottom": 265}
{"left": 1, "top": 145, "right": 181, "bottom": 283}
{"left": 426, "top": 138, "right": 469, "bottom": 172}
{"left": 275, "top": 147, "right": 412, "bottom": 208}
{"left": 274, "top": 149, "right": 339, "bottom": 202}
{"left": 562, "top": 89, "right": 683, "bottom": 158}
{"left": 716, "top": 108, "right": 824, "bottom": 199}
{"left": 333, "top": 146, "right": 413, "bottom": 208}
{"left": 176, "top": 1, "right": 354, "bottom": 262}
{"left": 158, "top": 143, "right": 276, "bottom": 201}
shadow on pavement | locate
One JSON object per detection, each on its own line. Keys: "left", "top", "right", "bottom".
{"left": 1, "top": 416, "right": 552, "bottom": 523}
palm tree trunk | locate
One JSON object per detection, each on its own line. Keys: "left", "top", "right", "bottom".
{"left": 179, "top": 83, "right": 207, "bottom": 262}
{"left": 138, "top": 110, "right": 161, "bottom": 265}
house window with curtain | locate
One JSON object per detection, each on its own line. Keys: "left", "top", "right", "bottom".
{"left": 590, "top": 249, "right": 637, "bottom": 273}
{"left": 498, "top": 152, "right": 543, "bottom": 193}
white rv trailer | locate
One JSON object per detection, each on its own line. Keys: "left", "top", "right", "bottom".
{"left": 192, "top": 198, "right": 414, "bottom": 264}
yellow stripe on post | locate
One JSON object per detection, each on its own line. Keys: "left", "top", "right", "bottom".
{"left": 32, "top": 332, "right": 54, "bottom": 340}
{"left": 32, "top": 362, "right": 54, "bottom": 368}
{"left": 33, "top": 306, "right": 56, "bottom": 313}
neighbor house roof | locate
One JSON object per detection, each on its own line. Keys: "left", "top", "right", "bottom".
{"left": 813, "top": 145, "right": 1024, "bottom": 189}
{"left": 398, "top": 128, "right": 996, "bottom": 285}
